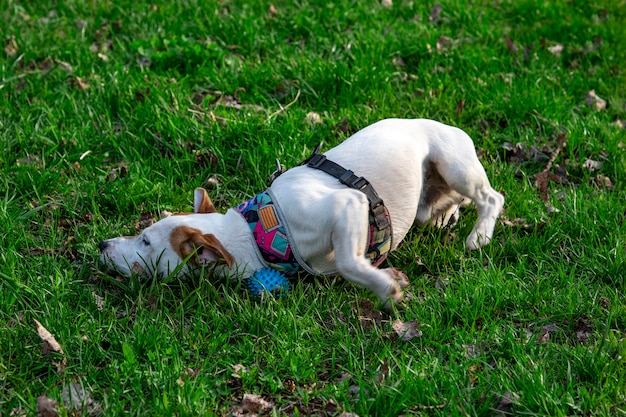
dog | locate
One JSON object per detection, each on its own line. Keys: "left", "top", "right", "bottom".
{"left": 99, "top": 118, "right": 504, "bottom": 309}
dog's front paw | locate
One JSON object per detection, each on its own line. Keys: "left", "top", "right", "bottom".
{"left": 382, "top": 269, "right": 409, "bottom": 312}
{"left": 387, "top": 267, "right": 410, "bottom": 289}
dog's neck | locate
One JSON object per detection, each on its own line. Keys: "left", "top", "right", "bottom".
{"left": 211, "top": 209, "right": 266, "bottom": 278}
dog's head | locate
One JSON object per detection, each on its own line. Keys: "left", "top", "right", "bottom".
{"left": 99, "top": 188, "right": 234, "bottom": 278}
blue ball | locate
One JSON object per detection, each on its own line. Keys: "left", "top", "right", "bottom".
{"left": 246, "top": 267, "right": 290, "bottom": 297}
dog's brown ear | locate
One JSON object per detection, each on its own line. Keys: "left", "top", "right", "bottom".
{"left": 193, "top": 188, "right": 216, "bottom": 214}
{"left": 170, "top": 226, "right": 234, "bottom": 267}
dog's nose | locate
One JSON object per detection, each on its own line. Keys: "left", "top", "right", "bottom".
{"left": 99, "top": 241, "right": 110, "bottom": 252}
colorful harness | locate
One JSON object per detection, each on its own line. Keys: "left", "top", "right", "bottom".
{"left": 235, "top": 153, "right": 393, "bottom": 276}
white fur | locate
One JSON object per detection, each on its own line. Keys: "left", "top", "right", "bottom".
{"left": 100, "top": 118, "right": 504, "bottom": 309}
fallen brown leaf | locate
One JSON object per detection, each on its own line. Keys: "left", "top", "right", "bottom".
{"left": 194, "top": 150, "right": 218, "bottom": 169}
{"left": 547, "top": 43, "right": 564, "bottom": 56}
{"left": 333, "top": 117, "right": 355, "bottom": 136}
{"left": 134, "top": 212, "right": 155, "bottom": 232}
{"left": 495, "top": 391, "right": 519, "bottom": 414}
{"left": 455, "top": 99, "right": 465, "bottom": 116}
{"left": 392, "top": 319, "right": 422, "bottom": 341}
{"left": 240, "top": 394, "right": 274, "bottom": 414}
{"left": 305, "top": 111, "right": 323, "bottom": 125}
{"left": 91, "top": 291, "right": 105, "bottom": 312}
{"left": 376, "top": 359, "right": 390, "bottom": 383}
{"left": 428, "top": 4, "right": 442, "bottom": 24}
{"left": 61, "top": 382, "right": 102, "bottom": 416}
{"left": 502, "top": 217, "right": 532, "bottom": 229}
{"left": 574, "top": 316, "right": 594, "bottom": 344}
{"left": 504, "top": 37, "right": 518, "bottom": 54}
{"left": 36, "top": 396, "right": 58, "bottom": 417}
{"left": 591, "top": 174, "right": 614, "bottom": 189}
{"left": 232, "top": 363, "right": 248, "bottom": 378}
{"left": 381, "top": 0, "right": 393, "bottom": 7}
{"left": 582, "top": 158, "right": 602, "bottom": 172}
{"left": 34, "top": 319, "right": 67, "bottom": 372}
{"left": 72, "top": 76, "right": 90, "bottom": 90}
{"left": 203, "top": 174, "right": 222, "bottom": 190}
{"left": 106, "top": 163, "right": 128, "bottom": 182}
{"left": 436, "top": 36, "right": 452, "bottom": 51}
{"left": 4, "top": 35, "right": 18, "bottom": 56}
{"left": 586, "top": 89, "right": 606, "bottom": 111}
{"left": 352, "top": 299, "right": 385, "bottom": 329}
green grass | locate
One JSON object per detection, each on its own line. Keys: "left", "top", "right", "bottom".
{"left": 1, "top": 0, "right": 625, "bottom": 415}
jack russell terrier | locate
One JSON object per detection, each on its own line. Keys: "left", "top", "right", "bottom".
{"left": 99, "top": 118, "right": 504, "bottom": 309}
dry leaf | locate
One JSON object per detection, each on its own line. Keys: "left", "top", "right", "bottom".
{"left": 72, "top": 76, "right": 90, "bottom": 90}
{"left": 57, "top": 61, "right": 73, "bottom": 72}
{"left": 547, "top": 43, "right": 564, "bottom": 56}
{"left": 463, "top": 343, "right": 484, "bottom": 358}
{"left": 240, "top": 394, "right": 274, "bottom": 414}
{"left": 611, "top": 119, "right": 624, "bottom": 128}
{"left": 376, "top": 359, "right": 390, "bottom": 383}
{"left": 91, "top": 291, "right": 104, "bottom": 312}
{"left": 36, "top": 396, "right": 59, "bottom": 417}
{"left": 535, "top": 171, "right": 550, "bottom": 204}
{"left": 353, "top": 299, "right": 384, "bottom": 329}
{"left": 203, "top": 174, "right": 222, "bottom": 190}
{"left": 586, "top": 89, "right": 606, "bottom": 111}
{"left": 436, "top": 36, "right": 452, "bottom": 51}
{"left": 575, "top": 316, "right": 594, "bottom": 344}
{"left": 502, "top": 217, "right": 532, "bottom": 229}
{"left": 232, "top": 364, "right": 248, "bottom": 378}
{"left": 106, "top": 163, "right": 128, "bottom": 182}
{"left": 428, "top": 4, "right": 442, "bottom": 23}
{"left": 495, "top": 391, "right": 519, "bottom": 414}
{"left": 381, "top": 0, "right": 393, "bottom": 7}
{"left": 392, "top": 319, "right": 422, "bottom": 341}
{"left": 34, "top": 319, "right": 67, "bottom": 372}
{"left": 391, "top": 56, "right": 405, "bottom": 67}
{"left": 591, "top": 174, "right": 613, "bottom": 189}
{"left": 134, "top": 212, "right": 155, "bottom": 232}
{"left": 455, "top": 99, "right": 465, "bottom": 116}
{"left": 305, "top": 111, "right": 323, "bottom": 125}
{"left": 268, "top": 4, "right": 278, "bottom": 17}
{"left": 582, "top": 159, "right": 603, "bottom": 171}
{"left": 61, "top": 382, "right": 102, "bottom": 416}
{"left": 504, "top": 37, "right": 518, "bottom": 54}
{"left": 4, "top": 36, "right": 18, "bottom": 56}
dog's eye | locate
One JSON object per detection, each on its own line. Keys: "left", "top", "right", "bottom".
{"left": 142, "top": 237, "right": 150, "bottom": 246}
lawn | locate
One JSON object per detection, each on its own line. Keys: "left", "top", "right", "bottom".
{"left": 1, "top": 0, "right": 625, "bottom": 415}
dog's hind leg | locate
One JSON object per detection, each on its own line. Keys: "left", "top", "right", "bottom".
{"left": 328, "top": 191, "right": 408, "bottom": 310}
{"left": 430, "top": 135, "right": 504, "bottom": 250}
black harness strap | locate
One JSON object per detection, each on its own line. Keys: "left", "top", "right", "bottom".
{"left": 305, "top": 152, "right": 390, "bottom": 230}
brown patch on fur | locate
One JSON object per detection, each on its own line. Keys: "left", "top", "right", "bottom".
{"left": 169, "top": 226, "right": 234, "bottom": 267}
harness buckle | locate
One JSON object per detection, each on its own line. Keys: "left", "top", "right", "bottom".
{"left": 372, "top": 203, "right": 390, "bottom": 229}
{"left": 307, "top": 154, "right": 327, "bottom": 169}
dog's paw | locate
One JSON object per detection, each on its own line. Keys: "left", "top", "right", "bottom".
{"left": 383, "top": 285, "right": 406, "bottom": 312}
{"left": 381, "top": 269, "right": 409, "bottom": 312}
{"left": 387, "top": 268, "right": 410, "bottom": 289}
{"left": 466, "top": 231, "right": 491, "bottom": 250}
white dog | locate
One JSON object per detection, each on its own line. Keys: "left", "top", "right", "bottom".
{"left": 100, "top": 118, "right": 504, "bottom": 309}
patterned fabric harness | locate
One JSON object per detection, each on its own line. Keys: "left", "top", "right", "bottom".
{"left": 234, "top": 152, "right": 393, "bottom": 276}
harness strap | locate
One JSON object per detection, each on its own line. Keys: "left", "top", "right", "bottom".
{"left": 306, "top": 153, "right": 390, "bottom": 230}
